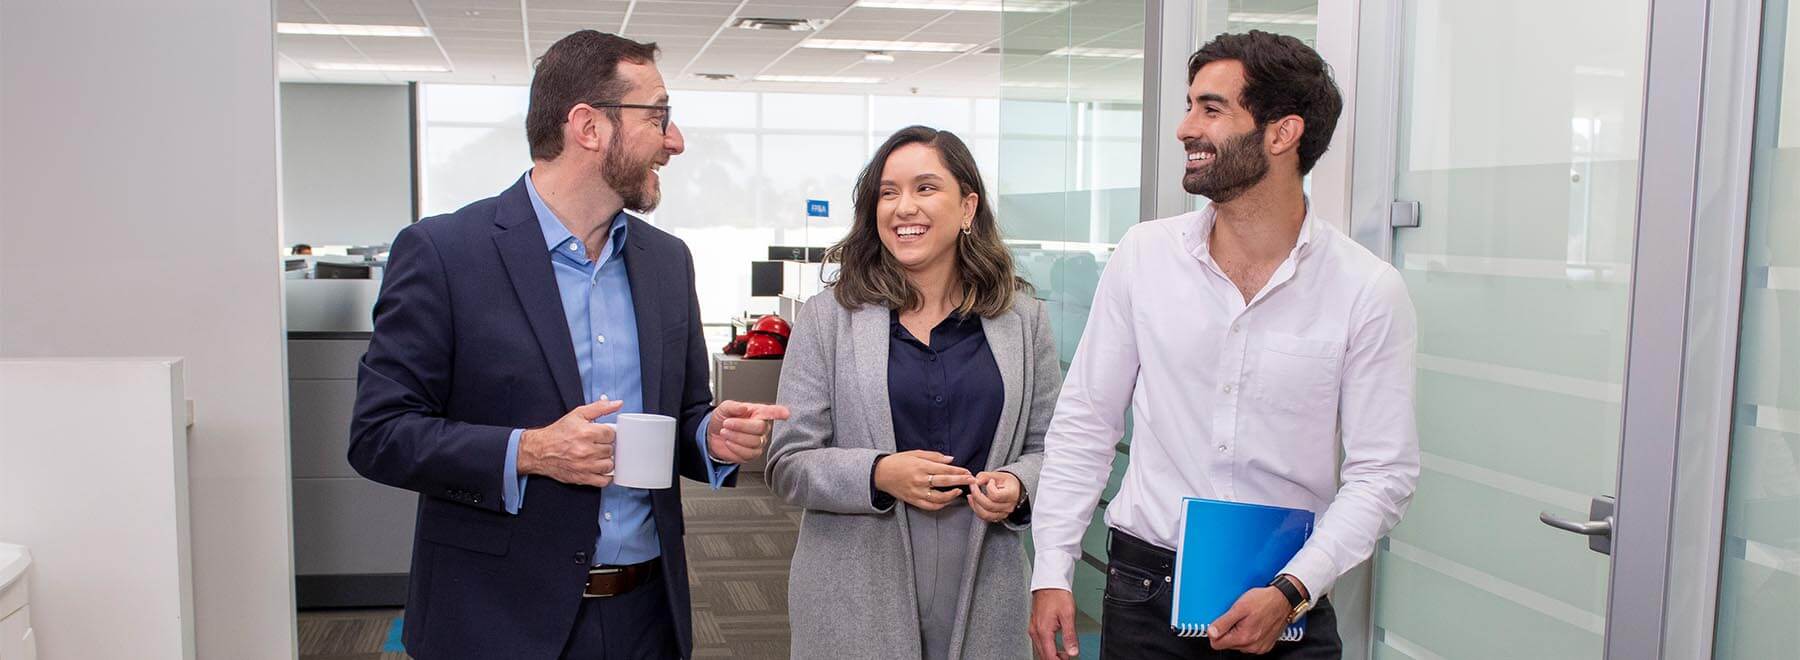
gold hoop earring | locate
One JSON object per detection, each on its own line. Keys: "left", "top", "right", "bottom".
{"left": 961, "top": 225, "right": 973, "bottom": 236}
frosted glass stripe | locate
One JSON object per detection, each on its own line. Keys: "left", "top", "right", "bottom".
{"left": 1401, "top": 252, "right": 1630, "bottom": 284}
{"left": 1739, "top": 538, "right": 1800, "bottom": 578}
{"left": 1421, "top": 451, "right": 1593, "bottom": 512}
{"left": 1417, "top": 353, "right": 1623, "bottom": 403}
{"left": 1386, "top": 539, "right": 1606, "bottom": 635}
{"left": 1762, "top": 266, "right": 1800, "bottom": 291}
{"left": 1380, "top": 629, "right": 1451, "bottom": 660}
{"left": 1749, "top": 404, "right": 1800, "bottom": 434}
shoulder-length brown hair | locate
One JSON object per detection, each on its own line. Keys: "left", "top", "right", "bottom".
{"left": 824, "top": 125, "right": 1028, "bottom": 318}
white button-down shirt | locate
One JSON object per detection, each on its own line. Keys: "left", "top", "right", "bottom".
{"left": 1030, "top": 203, "right": 1420, "bottom": 598}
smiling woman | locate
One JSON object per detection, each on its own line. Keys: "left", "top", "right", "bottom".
{"left": 825, "top": 124, "right": 1028, "bottom": 318}
{"left": 767, "top": 124, "right": 1061, "bottom": 660}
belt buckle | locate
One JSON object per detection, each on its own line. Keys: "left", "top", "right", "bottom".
{"left": 584, "top": 565, "right": 625, "bottom": 599}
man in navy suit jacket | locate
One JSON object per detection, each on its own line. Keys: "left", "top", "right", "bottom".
{"left": 349, "top": 31, "right": 788, "bottom": 659}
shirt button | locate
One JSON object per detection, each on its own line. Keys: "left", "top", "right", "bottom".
{"left": 569, "top": 243, "right": 581, "bottom": 252}
{"left": 603, "top": 512, "right": 613, "bottom": 521}
{"left": 1218, "top": 445, "right": 1228, "bottom": 453}
{"left": 933, "top": 395, "right": 944, "bottom": 404}
{"left": 1222, "top": 384, "right": 1235, "bottom": 394}
{"left": 573, "top": 551, "right": 588, "bottom": 565}
{"left": 1232, "top": 324, "right": 1241, "bottom": 333}
{"left": 596, "top": 335, "right": 606, "bottom": 344}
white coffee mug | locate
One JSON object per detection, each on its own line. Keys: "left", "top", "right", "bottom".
{"left": 611, "top": 413, "right": 676, "bottom": 489}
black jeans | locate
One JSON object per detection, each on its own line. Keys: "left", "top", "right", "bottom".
{"left": 1100, "top": 529, "right": 1342, "bottom": 660}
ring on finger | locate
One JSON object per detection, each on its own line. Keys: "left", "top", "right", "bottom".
{"left": 927, "top": 474, "right": 935, "bottom": 488}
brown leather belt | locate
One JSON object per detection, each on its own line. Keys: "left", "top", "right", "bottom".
{"left": 583, "top": 558, "right": 659, "bottom": 598}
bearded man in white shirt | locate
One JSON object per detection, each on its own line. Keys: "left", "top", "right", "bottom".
{"left": 1027, "top": 31, "right": 1420, "bottom": 660}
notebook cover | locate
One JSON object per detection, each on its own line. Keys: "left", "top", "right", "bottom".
{"left": 1169, "top": 496, "right": 1314, "bottom": 642}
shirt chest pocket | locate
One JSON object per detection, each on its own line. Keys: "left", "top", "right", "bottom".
{"left": 1251, "top": 334, "right": 1345, "bottom": 417}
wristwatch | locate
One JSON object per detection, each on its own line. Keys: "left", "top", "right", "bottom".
{"left": 1269, "top": 574, "right": 1312, "bottom": 623}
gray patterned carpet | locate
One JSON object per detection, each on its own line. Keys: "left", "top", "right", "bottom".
{"left": 298, "top": 472, "right": 801, "bottom": 659}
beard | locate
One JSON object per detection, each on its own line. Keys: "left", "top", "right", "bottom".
{"left": 1182, "top": 125, "right": 1269, "bottom": 203}
{"left": 603, "top": 136, "right": 661, "bottom": 213}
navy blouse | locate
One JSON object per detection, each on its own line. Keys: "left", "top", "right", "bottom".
{"left": 887, "top": 310, "right": 1004, "bottom": 471}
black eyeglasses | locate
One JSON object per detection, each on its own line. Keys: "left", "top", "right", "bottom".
{"left": 586, "top": 102, "right": 672, "bottom": 135}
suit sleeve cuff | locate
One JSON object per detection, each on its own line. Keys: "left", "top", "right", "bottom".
{"left": 870, "top": 454, "right": 896, "bottom": 512}
{"left": 1279, "top": 545, "right": 1337, "bottom": 599}
{"left": 503, "top": 428, "right": 529, "bottom": 514}
{"left": 696, "top": 411, "right": 736, "bottom": 490}
{"left": 1029, "top": 549, "right": 1078, "bottom": 592}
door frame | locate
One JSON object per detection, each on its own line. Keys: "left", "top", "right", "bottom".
{"left": 1336, "top": 0, "right": 1769, "bottom": 657}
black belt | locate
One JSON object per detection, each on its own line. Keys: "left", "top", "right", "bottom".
{"left": 1108, "top": 528, "right": 1176, "bottom": 575}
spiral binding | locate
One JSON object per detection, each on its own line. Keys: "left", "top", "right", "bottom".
{"left": 1171, "top": 623, "right": 1305, "bottom": 642}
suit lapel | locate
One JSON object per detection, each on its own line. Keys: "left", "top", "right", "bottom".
{"left": 624, "top": 217, "right": 665, "bottom": 414}
{"left": 492, "top": 179, "right": 583, "bottom": 411}
{"left": 850, "top": 304, "right": 898, "bottom": 452}
{"left": 981, "top": 309, "right": 1024, "bottom": 471}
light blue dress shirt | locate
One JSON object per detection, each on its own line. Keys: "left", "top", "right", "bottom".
{"left": 501, "top": 172, "right": 733, "bottom": 566}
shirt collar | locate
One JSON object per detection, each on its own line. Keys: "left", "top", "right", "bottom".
{"left": 1184, "top": 196, "right": 1320, "bottom": 264}
{"left": 524, "top": 169, "right": 630, "bottom": 265}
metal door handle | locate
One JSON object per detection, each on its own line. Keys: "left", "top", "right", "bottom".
{"left": 1540, "top": 512, "right": 1613, "bottom": 536}
{"left": 1539, "top": 495, "right": 1616, "bottom": 555}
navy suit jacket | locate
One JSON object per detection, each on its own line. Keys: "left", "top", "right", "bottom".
{"left": 349, "top": 175, "right": 728, "bottom": 659}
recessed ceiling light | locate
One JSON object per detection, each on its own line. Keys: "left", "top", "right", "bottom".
{"left": 733, "top": 17, "right": 828, "bottom": 31}
{"left": 694, "top": 72, "right": 737, "bottom": 80}
{"left": 1228, "top": 12, "right": 1320, "bottom": 25}
{"left": 1048, "top": 47, "right": 1143, "bottom": 59}
{"left": 278, "top": 22, "right": 433, "bottom": 37}
{"left": 309, "top": 62, "right": 451, "bottom": 73}
{"left": 863, "top": 51, "right": 896, "bottom": 64}
{"left": 801, "top": 39, "right": 974, "bottom": 53}
{"left": 854, "top": 0, "right": 1072, "bottom": 12}
{"left": 754, "top": 75, "right": 883, "bottom": 84}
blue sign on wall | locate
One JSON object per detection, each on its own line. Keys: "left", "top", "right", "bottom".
{"left": 806, "top": 199, "right": 829, "bottom": 218}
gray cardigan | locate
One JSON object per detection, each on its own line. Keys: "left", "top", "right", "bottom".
{"left": 767, "top": 291, "right": 1061, "bottom": 660}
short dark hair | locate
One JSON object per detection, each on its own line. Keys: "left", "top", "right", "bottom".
{"left": 1188, "top": 31, "right": 1342, "bottom": 175}
{"left": 526, "top": 31, "right": 659, "bottom": 162}
{"left": 825, "top": 126, "right": 1028, "bottom": 318}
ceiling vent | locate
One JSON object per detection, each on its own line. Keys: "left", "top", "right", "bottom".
{"left": 733, "top": 17, "right": 827, "bottom": 31}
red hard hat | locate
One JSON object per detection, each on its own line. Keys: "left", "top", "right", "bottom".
{"left": 751, "top": 314, "right": 791, "bottom": 340}
{"left": 744, "top": 333, "right": 786, "bottom": 359}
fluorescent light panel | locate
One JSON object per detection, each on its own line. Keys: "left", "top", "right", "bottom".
{"left": 754, "top": 75, "right": 883, "bottom": 84}
{"left": 854, "top": 0, "right": 1072, "bottom": 12}
{"left": 1000, "top": 80, "right": 1075, "bottom": 88}
{"left": 1227, "top": 12, "right": 1320, "bottom": 25}
{"left": 1048, "top": 47, "right": 1143, "bottom": 59}
{"left": 278, "top": 22, "right": 433, "bottom": 37}
{"left": 310, "top": 62, "right": 451, "bottom": 73}
{"left": 801, "top": 39, "right": 975, "bottom": 53}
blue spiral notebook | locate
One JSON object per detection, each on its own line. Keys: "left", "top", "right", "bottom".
{"left": 1169, "top": 497, "right": 1315, "bottom": 642}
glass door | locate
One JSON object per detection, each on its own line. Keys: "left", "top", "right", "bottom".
{"left": 1714, "top": 0, "right": 1800, "bottom": 655}
{"left": 1363, "top": 1, "right": 1655, "bottom": 657}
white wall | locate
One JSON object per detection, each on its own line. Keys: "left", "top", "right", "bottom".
{"left": 0, "top": 1, "right": 297, "bottom": 658}
{"left": 1, "top": 359, "right": 195, "bottom": 659}
{"left": 280, "top": 83, "right": 414, "bottom": 248}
